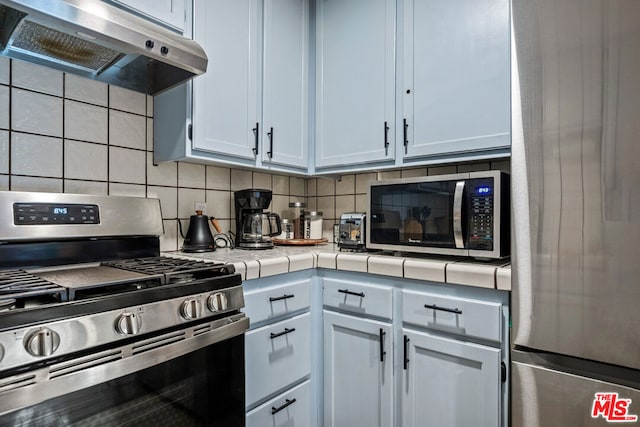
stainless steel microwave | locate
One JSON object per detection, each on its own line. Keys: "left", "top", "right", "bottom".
{"left": 367, "top": 171, "right": 509, "bottom": 258}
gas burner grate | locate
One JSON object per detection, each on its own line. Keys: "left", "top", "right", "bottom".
{"left": 0, "top": 269, "right": 68, "bottom": 302}
{"left": 102, "top": 257, "right": 225, "bottom": 275}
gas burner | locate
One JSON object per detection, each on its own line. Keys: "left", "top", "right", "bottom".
{"left": 102, "top": 257, "right": 224, "bottom": 275}
{"left": 0, "top": 269, "right": 68, "bottom": 302}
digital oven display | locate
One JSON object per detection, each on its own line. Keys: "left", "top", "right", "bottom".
{"left": 13, "top": 203, "right": 100, "bottom": 225}
{"left": 475, "top": 186, "right": 492, "bottom": 195}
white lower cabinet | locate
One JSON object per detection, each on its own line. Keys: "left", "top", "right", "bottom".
{"left": 246, "top": 380, "right": 311, "bottom": 427}
{"left": 323, "top": 310, "right": 392, "bottom": 427}
{"left": 401, "top": 329, "right": 501, "bottom": 427}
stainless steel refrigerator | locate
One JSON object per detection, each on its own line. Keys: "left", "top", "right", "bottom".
{"left": 511, "top": 0, "right": 640, "bottom": 425}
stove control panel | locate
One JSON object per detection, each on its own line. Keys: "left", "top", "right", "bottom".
{"left": 24, "top": 327, "right": 60, "bottom": 357}
{"left": 13, "top": 203, "right": 100, "bottom": 225}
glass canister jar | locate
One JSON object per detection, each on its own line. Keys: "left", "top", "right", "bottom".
{"left": 304, "top": 211, "right": 323, "bottom": 240}
{"left": 288, "top": 202, "right": 306, "bottom": 239}
{"left": 277, "top": 218, "right": 294, "bottom": 240}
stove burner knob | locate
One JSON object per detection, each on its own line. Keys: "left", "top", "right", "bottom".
{"left": 114, "top": 312, "right": 142, "bottom": 335}
{"left": 181, "top": 298, "right": 202, "bottom": 320}
{"left": 207, "top": 292, "right": 228, "bottom": 312}
{"left": 24, "top": 328, "right": 60, "bottom": 357}
{"left": 0, "top": 344, "right": 4, "bottom": 363}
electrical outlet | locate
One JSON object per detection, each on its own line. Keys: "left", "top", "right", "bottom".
{"left": 194, "top": 201, "right": 206, "bottom": 213}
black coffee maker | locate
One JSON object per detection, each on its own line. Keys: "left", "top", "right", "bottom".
{"left": 234, "top": 189, "right": 282, "bottom": 249}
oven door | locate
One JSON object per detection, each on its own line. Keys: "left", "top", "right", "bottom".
{"left": 0, "top": 314, "right": 249, "bottom": 427}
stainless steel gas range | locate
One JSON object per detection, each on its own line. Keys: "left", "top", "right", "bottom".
{"left": 0, "top": 191, "right": 248, "bottom": 426}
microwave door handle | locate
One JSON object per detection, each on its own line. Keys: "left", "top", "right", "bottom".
{"left": 453, "top": 181, "right": 465, "bottom": 249}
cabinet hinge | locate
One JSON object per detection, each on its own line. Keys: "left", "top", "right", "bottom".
{"left": 188, "top": 124, "right": 193, "bottom": 141}
{"left": 501, "top": 362, "right": 507, "bottom": 383}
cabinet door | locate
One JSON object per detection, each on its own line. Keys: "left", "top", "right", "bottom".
{"left": 323, "top": 310, "right": 392, "bottom": 427}
{"left": 192, "top": 0, "right": 261, "bottom": 160}
{"left": 402, "top": 0, "right": 510, "bottom": 158}
{"left": 402, "top": 329, "right": 501, "bottom": 427}
{"left": 261, "top": 0, "right": 309, "bottom": 169}
{"left": 315, "top": 0, "right": 396, "bottom": 168}
{"left": 112, "top": 0, "right": 186, "bottom": 31}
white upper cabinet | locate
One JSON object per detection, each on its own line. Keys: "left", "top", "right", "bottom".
{"left": 112, "top": 0, "right": 187, "bottom": 32}
{"left": 261, "top": 0, "right": 309, "bottom": 169}
{"left": 315, "top": 0, "right": 396, "bottom": 170}
{"left": 401, "top": 0, "right": 510, "bottom": 159}
{"left": 192, "top": 0, "right": 261, "bottom": 161}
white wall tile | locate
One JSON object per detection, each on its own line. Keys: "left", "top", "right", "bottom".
{"left": 378, "top": 171, "right": 401, "bottom": 180}
{"left": 0, "top": 86, "right": 9, "bottom": 130}
{"left": 147, "top": 186, "right": 178, "bottom": 218}
{"left": 147, "top": 153, "right": 177, "bottom": 186}
{"left": 11, "top": 176, "right": 62, "bottom": 192}
{"left": 335, "top": 195, "right": 355, "bottom": 218}
{"left": 272, "top": 174, "right": 289, "bottom": 194}
{"left": 355, "top": 194, "right": 367, "bottom": 212}
{"left": 206, "top": 165, "right": 230, "bottom": 190}
{"left": 355, "top": 173, "right": 377, "bottom": 193}
{"left": 0, "top": 174, "right": 8, "bottom": 190}
{"left": 109, "top": 183, "right": 146, "bottom": 197}
{"left": 12, "top": 89, "right": 63, "bottom": 137}
{"left": 253, "top": 172, "right": 272, "bottom": 190}
{"left": 64, "top": 100, "right": 108, "bottom": 144}
{"left": 161, "top": 220, "right": 179, "bottom": 252}
{"left": 109, "top": 147, "right": 145, "bottom": 184}
{"left": 11, "top": 133, "right": 62, "bottom": 177}
{"left": 271, "top": 195, "right": 289, "bottom": 218}
{"left": 64, "top": 180, "right": 108, "bottom": 195}
{"left": 0, "top": 57, "right": 9, "bottom": 85}
{"left": 290, "top": 177, "right": 305, "bottom": 196}
{"left": 490, "top": 159, "right": 510, "bottom": 173}
{"left": 65, "top": 74, "right": 108, "bottom": 106}
{"left": 146, "top": 118, "right": 153, "bottom": 151}
{"left": 317, "top": 196, "right": 336, "bottom": 220}
{"left": 109, "top": 86, "right": 146, "bottom": 115}
{"left": 336, "top": 175, "right": 355, "bottom": 195}
{"left": 178, "top": 188, "right": 206, "bottom": 218}
{"left": 306, "top": 178, "right": 317, "bottom": 197}
{"left": 109, "top": 110, "right": 146, "bottom": 149}
{"left": 230, "top": 169, "right": 252, "bottom": 191}
{"left": 0, "top": 130, "right": 7, "bottom": 174}
{"left": 457, "top": 162, "right": 491, "bottom": 173}
{"left": 428, "top": 165, "right": 457, "bottom": 175}
{"left": 64, "top": 140, "right": 108, "bottom": 181}
{"left": 146, "top": 95, "right": 154, "bottom": 118}
{"left": 206, "top": 190, "right": 231, "bottom": 219}
{"left": 401, "top": 168, "right": 427, "bottom": 178}
{"left": 178, "top": 162, "right": 206, "bottom": 188}
{"left": 12, "top": 61, "right": 63, "bottom": 96}
{"left": 317, "top": 178, "right": 335, "bottom": 196}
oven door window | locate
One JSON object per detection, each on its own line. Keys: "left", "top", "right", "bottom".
{"left": 1, "top": 335, "right": 244, "bottom": 427}
{"left": 370, "top": 180, "right": 459, "bottom": 248}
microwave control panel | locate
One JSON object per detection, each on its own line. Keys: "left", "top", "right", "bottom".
{"left": 13, "top": 203, "right": 101, "bottom": 225}
{"left": 468, "top": 179, "right": 494, "bottom": 250}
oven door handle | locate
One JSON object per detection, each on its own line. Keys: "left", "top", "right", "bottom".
{"left": 453, "top": 180, "right": 465, "bottom": 249}
{"left": 0, "top": 314, "right": 249, "bottom": 417}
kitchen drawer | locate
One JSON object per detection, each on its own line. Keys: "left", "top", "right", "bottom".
{"left": 245, "top": 312, "right": 311, "bottom": 407}
{"left": 246, "top": 380, "right": 310, "bottom": 427}
{"left": 402, "top": 290, "right": 502, "bottom": 343}
{"left": 323, "top": 278, "right": 392, "bottom": 320}
{"left": 244, "top": 279, "right": 311, "bottom": 326}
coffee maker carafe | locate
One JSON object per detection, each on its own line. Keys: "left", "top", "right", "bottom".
{"left": 234, "top": 189, "right": 282, "bottom": 249}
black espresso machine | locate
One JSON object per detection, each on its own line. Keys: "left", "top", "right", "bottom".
{"left": 234, "top": 189, "right": 281, "bottom": 249}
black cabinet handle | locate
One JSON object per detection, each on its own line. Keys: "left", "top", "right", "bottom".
{"left": 424, "top": 304, "right": 463, "bottom": 315}
{"left": 384, "top": 121, "right": 390, "bottom": 154}
{"left": 403, "top": 335, "right": 410, "bottom": 370}
{"left": 403, "top": 118, "right": 409, "bottom": 153}
{"left": 379, "top": 328, "right": 386, "bottom": 362}
{"left": 338, "top": 289, "right": 365, "bottom": 298}
{"left": 269, "top": 294, "right": 294, "bottom": 302}
{"left": 270, "top": 327, "right": 296, "bottom": 339}
{"left": 271, "top": 398, "right": 297, "bottom": 415}
{"left": 252, "top": 122, "right": 259, "bottom": 155}
{"left": 267, "top": 126, "right": 274, "bottom": 159}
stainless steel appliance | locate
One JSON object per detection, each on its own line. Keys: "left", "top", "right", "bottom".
{"left": 338, "top": 212, "right": 366, "bottom": 251}
{"left": 511, "top": 1, "right": 640, "bottom": 425}
{"left": 234, "top": 189, "right": 282, "bottom": 250}
{"left": 0, "top": 191, "right": 248, "bottom": 425}
{"left": 367, "top": 171, "right": 509, "bottom": 258}
{"left": 0, "top": 0, "right": 207, "bottom": 95}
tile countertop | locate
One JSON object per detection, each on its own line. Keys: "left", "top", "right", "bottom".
{"left": 164, "top": 244, "right": 512, "bottom": 291}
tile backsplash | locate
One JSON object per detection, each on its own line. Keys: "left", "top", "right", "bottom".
{"left": 0, "top": 57, "right": 510, "bottom": 250}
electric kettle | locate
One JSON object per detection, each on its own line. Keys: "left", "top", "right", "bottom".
{"left": 178, "top": 211, "right": 222, "bottom": 252}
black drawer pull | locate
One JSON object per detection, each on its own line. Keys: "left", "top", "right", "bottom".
{"left": 379, "top": 328, "right": 386, "bottom": 363}
{"left": 424, "top": 304, "right": 462, "bottom": 315}
{"left": 271, "top": 398, "right": 297, "bottom": 415}
{"left": 403, "top": 335, "right": 410, "bottom": 370}
{"left": 269, "top": 294, "right": 294, "bottom": 302}
{"left": 270, "top": 327, "right": 296, "bottom": 339}
{"left": 338, "top": 289, "right": 365, "bottom": 298}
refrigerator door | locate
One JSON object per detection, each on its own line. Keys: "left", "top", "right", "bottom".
{"left": 511, "top": 0, "right": 640, "bottom": 369}
{"left": 512, "top": 351, "right": 640, "bottom": 427}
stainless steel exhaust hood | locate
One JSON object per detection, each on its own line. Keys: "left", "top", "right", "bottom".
{"left": 0, "top": 0, "right": 207, "bottom": 95}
